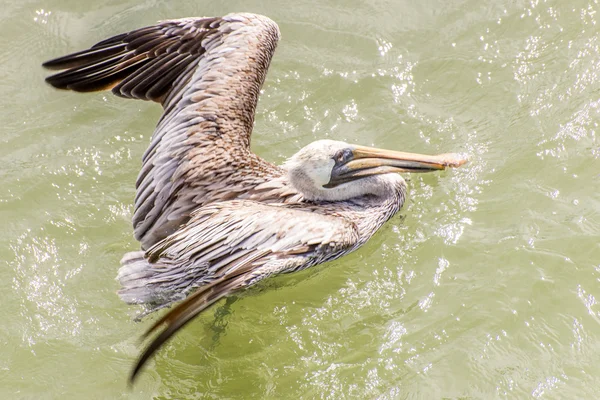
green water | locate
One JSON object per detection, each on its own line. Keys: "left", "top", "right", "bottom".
{"left": 2, "top": 0, "right": 599, "bottom": 398}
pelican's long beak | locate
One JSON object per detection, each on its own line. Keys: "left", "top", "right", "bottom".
{"left": 327, "top": 145, "right": 467, "bottom": 187}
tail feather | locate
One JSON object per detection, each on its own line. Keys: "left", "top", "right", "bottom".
{"left": 117, "top": 251, "right": 159, "bottom": 305}
{"left": 117, "top": 251, "right": 206, "bottom": 314}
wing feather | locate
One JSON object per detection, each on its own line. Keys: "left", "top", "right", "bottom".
{"left": 124, "top": 200, "right": 359, "bottom": 382}
{"left": 43, "top": 14, "right": 283, "bottom": 248}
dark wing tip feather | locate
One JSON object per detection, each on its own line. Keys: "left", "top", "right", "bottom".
{"left": 42, "top": 42, "right": 128, "bottom": 71}
{"left": 42, "top": 18, "right": 223, "bottom": 102}
{"left": 45, "top": 60, "right": 147, "bottom": 93}
{"left": 42, "top": 38, "right": 136, "bottom": 92}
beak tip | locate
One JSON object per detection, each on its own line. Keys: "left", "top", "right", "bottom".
{"left": 438, "top": 153, "right": 469, "bottom": 168}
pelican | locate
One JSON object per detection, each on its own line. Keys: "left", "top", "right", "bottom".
{"left": 43, "top": 13, "right": 467, "bottom": 382}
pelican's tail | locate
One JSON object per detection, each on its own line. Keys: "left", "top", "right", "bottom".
{"left": 117, "top": 251, "right": 205, "bottom": 317}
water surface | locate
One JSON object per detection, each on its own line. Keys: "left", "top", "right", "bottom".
{"left": 1, "top": 0, "right": 600, "bottom": 398}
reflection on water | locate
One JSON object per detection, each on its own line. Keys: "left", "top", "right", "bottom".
{"left": 1, "top": 0, "right": 600, "bottom": 398}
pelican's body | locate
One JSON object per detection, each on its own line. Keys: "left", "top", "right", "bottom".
{"left": 43, "top": 13, "right": 466, "bottom": 382}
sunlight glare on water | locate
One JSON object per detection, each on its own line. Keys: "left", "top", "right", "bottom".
{"left": 1, "top": 0, "right": 599, "bottom": 398}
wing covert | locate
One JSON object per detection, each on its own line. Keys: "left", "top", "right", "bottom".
{"left": 148, "top": 200, "right": 360, "bottom": 277}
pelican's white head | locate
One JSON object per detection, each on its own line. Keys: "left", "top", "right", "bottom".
{"left": 283, "top": 139, "right": 466, "bottom": 202}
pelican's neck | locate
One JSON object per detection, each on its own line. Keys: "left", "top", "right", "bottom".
{"left": 328, "top": 174, "right": 408, "bottom": 248}
{"left": 348, "top": 174, "right": 407, "bottom": 221}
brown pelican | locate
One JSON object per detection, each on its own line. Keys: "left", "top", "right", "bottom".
{"left": 43, "top": 13, "right": 467, "bottom": 382}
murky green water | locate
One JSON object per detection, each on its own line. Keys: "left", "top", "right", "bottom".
{"left": 2, "top": 0, "right": 600, "bottom": 398}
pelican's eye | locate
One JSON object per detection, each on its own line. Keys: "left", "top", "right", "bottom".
{"left": 333, "top": 149, "right": 352, "bottom": 164}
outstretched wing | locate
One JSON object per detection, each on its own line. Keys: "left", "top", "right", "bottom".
{"left": 43, "top": 14, "right": 282, "bottom": 248}
{"left": 127, "top": 200, "right": 360, "bottom": 382}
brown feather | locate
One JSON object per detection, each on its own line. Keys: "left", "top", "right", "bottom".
{"left": 43, "top": 15, "right": 293, "bottom": 249}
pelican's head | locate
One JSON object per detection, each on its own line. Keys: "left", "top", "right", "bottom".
{"left": 283, "top": 140, "right": 467, "bottom": 201}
